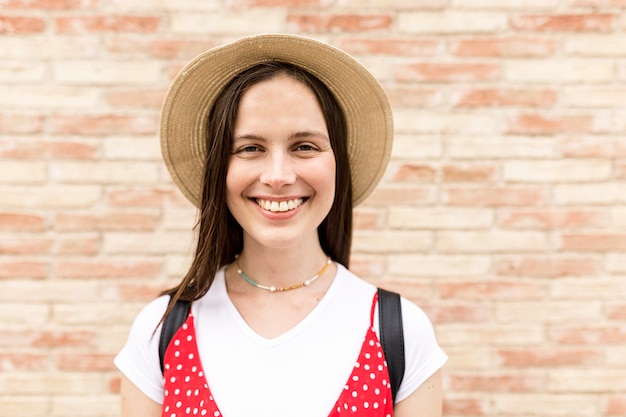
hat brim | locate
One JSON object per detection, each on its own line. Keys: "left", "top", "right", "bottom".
{"left": 160, "top": 34, "right": 393, "bottom": 207}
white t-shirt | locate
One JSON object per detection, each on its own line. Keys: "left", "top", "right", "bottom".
{"left": 114, "top": 264, "right": 447, "bottom": 417}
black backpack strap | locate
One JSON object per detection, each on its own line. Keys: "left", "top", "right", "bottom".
{"left": 378, "top": 287, "right": 405, "bottom": 403}
{"left": 159, "top": 298, "right": 191, "bottom": 373}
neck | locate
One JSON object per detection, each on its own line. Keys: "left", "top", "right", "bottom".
{"left": 233, "top": 243, "right": 331, "bottom": 290}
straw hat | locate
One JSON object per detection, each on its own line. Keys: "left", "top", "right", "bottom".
{"left": 160, "top": 33, "right": 393, "bottom": 207}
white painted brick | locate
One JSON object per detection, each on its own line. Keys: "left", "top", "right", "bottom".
{"left": 0, "top": 303, "right": 49, "bottom": 327}
{"left": 388, "top": 207, "right": 494, "bottom": 229}
{"left": 51, "top": 396, "right": 119, "bottom": 417}
{"left": 548, "top": 370, "right": 626, "bottom": 392}
{"left": 391, "top": 135, "right": 443, "bottom": 160}
{"left": 496, "top": 301, "right": 602, "bottom": 323}
{"left": 0, "top": 186, "right": 101, "bottom": 209}
{"left": 398, "top": 12, "right": 507, "bottom": 33}
{"left": 3, "top": 373, "right": 103, "bottom": 395}
{"left": 606, "top": 346, "right": 626, "bottom": 366}
{"left": 449, "top": 135, "right": 557, "bottom": 159}
{"left": 605, "top": 253, "right": 626, "bottom": 273}
{"left": 437, "top": 324, "right": 545, "bottom": 345}
{"left": 53, "top": 61, "right": 162, "bottom": 85}
{"left": 0, "top": 61, "right": 46, "bottom": 82}
{"left": 506, "top": 59, "right": 614, "bottom": 83}
{"left": 452, "top": 0, "right": 559, "bottom": 8}
{"left": 0, "top": 86, "right": 100, "bottom": 109}
{"left": 53, "top": 302, "right": 140, "bottom": 325}
{"left": 161, "top": 207, "right": 198, "bottom": 230}
{"left": 171, "top": 12, "right": 284, "bottom": 34}
{"left": 550, "top": 278, "right": 626, "bottom": 299}
{"left": 0, "top": 280, "right": 99, "bottom": 303}
{"left": 103, "top": 136, "right": 161, "bottom": 160}
{"left": 353, "top": 230, "right": 433, "bottom": 252}
{"left": 492, "top": 394, "right": 597, "bottom": 416}
{"left": 0, "top": 37, "right": 98, "bottom": 59}
{"left": 565, "top": 35, "right": 626, "bottom": 57}
{"left": 562, "top": 87, "right": 626, "bottom": 107}
{"left": 554, "top": 183, "right": 626, "bottom": 205}
{"left": 103, "top": 232, "right": 194, "bottom": 255}
{"left": 437, "top": 230, "right": 549, "bottom": 252}
{"left": 50, "top": 162, "right": 159, "bottom": 184}
{"left": 388, "top": 254, "right": 491, "bottom": 276}
{"left": 112, "top": 0, "right": 220, "bottom": 10}
{"left": 0, "top": 162, "right": 47, "bottom": 184}
{"left": 504, "top": 160, "right": 611, "bottom": 182}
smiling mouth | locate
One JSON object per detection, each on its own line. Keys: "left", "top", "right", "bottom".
{"left": 256, "top": 198, "right": 304, "bottom": 212}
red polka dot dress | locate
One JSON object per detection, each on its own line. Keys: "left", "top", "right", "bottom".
{"left": 161, "top": 292, "right": 394, "bottom": 417}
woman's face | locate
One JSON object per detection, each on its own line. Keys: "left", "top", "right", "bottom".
{"left": 226, "top": 74, "right": 336, "bottom": 250}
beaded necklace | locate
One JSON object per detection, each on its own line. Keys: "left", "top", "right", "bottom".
{"left": 235, "top": 255, "right": 332, "bottom": 292}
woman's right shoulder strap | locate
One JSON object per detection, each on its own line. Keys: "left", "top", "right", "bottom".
{"left": 158, "top": 298, "right": 191, "bottom": 374}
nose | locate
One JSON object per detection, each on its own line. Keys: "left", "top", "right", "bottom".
{"left": 259, "top": 151, "right": 297, "bottom": 189}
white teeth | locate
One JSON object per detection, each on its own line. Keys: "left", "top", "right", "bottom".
{"left": 256, "top": 198, "right": 303, "bottom": 212}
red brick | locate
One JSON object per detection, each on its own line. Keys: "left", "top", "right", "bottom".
{"left": 286, "top": 14, "right": 393, "bottom": 32}
{"left": 423, "top": 304, "right": 491, "bottom": 323}
{"left": 336, "top": 37, "right": 441, "bottom": 56}
{"left": 442, "top": 164, "right": 496, "bottom": 182}
{"left": 451, "top": 37, "right": 557, "bottom": 57}
{"left": 0, "top": 113, "right": 43, "bottom": 134}
{"left": 507, "top": 113, "right": 595, "bottom": 134}
{"left": 0, "top": 261, "right": 47, "bottom": 279}
{"left": 498, "top": 348, "right": 602, "bottom": 367}
{"left": 439, "top": 281, "right": 543, "bottom": 300}
{"left": 443, "top": 397, "right": 487, "bottom": 416}
{"left": 0, "top": 15, "right": 46, "bottom": 33}
{"left": 108, "top": 188, "right": 188, "bottom": 207}
{"left": 112, "top": 282, "right": 171, "bottom": 301}
{"left": 499, "top": 209, "right": 607, "bottom": 229}
{"left": 551, "top": 326, "right": 626, "bottom": 344}
{"left": 55, "top": 15, "right": 161, "bottom": 33}
{"left": 448, "top": 372, "right": 543, "bottom": 392}
{"left": 49, "top": 113, "right": 157, "bottom": 135}
{"left": 0, "top": 141, "right": 97, "bottom": 159}
{"left": 55, "top": 259, "right": 162, "bottom": 278}
{"left": 396, "top": 62, "right": 500, "bottom": 82}
{"left": 606, "top": 303, "right": 626, "bottom": 320}
{"left": 105, "top": 88, "right": 167, "bottom": 108}
{"left": 365, "top": 186, "right": 434, "bottom": 206}
{"left": 562, "top": 137, "right": 614, "bottom": 158}
{"left": 0, "top": 353, "right": 48, "bottom": 370}
{"left": 353, "top": 209, "right": 385, "bottom": 230}
{"left": 55, "top": 236, "right": 100, "bottom": 255}
{"left": 510, "top": 14, "right": 615, "bottom": 32}
{"left": 32, "top": 330, "right": 95, "bottom": 347}
{"left": 605, "top": 396, "right": 626, "bottom": 416}
{"left": 348, "top": 255, "right": 385, "bottom": 278}
{"left": 0, "top": 212, "right": 46, "bottom": 232}
{"left": 109, "top": 375, "right": 121, "bottom": 393}
{"left": 378, "top": 280, "right": 433, "bottom": 304}
{"left": 392, "top": 164, "right": 437, "bottom": 182}
{"left": 0, "top": 0, "right": 100, "bottom": 8}
{"left": 494, "top": 256, "right": 600, "bottom": 278}
{"left": 106, "top": 38, "right": 213, "bottom": 59}
{"left": 455, "top": 88, "right": 558, "bottom": 108}
{"left": 0, "top": 237, "right": 52, "bottom": 255}
{"left": 54, "top": 212, "right": 159, "bottom": 231}
{"left": 57, "top": 353, "right": 116, "bottom": 371}
{"left": 561, "top": 233, "right": 626, "bottom": 251}
{"left": 444, "top": 187, "right": 546, "bottom": 206}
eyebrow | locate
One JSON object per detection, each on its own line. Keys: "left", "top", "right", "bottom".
{"left": 233, "top": 130, "right": 329, "bottom": 142}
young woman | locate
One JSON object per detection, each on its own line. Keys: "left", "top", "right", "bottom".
{"left": 115, "top": 34, "right": 447, "bottom": 417}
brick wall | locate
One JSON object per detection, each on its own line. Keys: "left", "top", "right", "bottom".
{"left": 1, "top": 0, "right": 625, "bottom": 416}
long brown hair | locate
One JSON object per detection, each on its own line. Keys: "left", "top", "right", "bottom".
{"left": 160, "top": 61, "right": 352, "bottom": 311}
